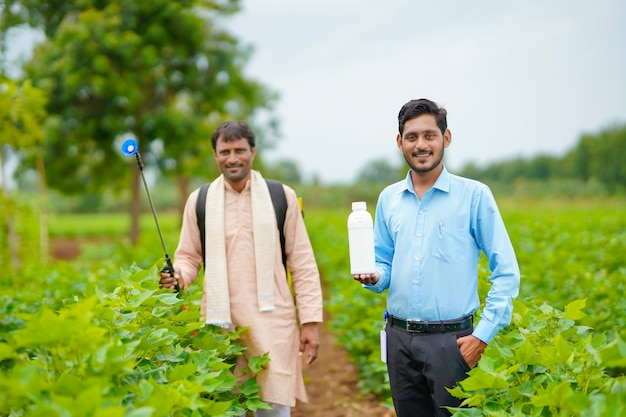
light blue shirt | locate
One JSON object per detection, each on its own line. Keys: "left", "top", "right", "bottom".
{"left": 366, "top": 167, "right": 520, "bottom": 344}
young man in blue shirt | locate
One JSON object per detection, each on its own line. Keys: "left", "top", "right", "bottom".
{"left": 353, "top": 98, "right": 520, "bottom": 416}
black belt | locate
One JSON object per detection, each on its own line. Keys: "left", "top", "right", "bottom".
{"left": 390, "top": 315, "right": 473, "bottom": 333}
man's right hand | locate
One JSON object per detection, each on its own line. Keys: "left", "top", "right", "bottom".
{"left": 159, "top": 269, "right": 181, "bottom": 290}
{"left": 353, "top": 271, "right": 380, "bottom": 285}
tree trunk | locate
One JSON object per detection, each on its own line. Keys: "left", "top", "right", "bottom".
{"left": 176, "top": 174, "right": 190, "bottom": 219}
{"left": 36, "top": 150, "right": 49, "bottom": 264}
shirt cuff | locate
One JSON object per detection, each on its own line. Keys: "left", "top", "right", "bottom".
{"left": 472, "top": 320, "right": 498, "bottom": 344}
{"left": 363, "top": 278, "right": 385, "bottom": 293}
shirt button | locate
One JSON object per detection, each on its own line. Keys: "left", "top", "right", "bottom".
{"left": 417, "top": 232, "right": 422, "bottom": 237}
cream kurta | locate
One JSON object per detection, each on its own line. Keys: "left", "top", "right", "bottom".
{"left": 173, "top": 176, "right": 323, "bottom": 406}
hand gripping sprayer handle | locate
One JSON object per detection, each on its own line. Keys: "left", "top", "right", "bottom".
{"left": 122, "top": 138, "right": 180, "bottom": 292}
{"left": 162, "top": 255, "right": 178, "bottom": 291}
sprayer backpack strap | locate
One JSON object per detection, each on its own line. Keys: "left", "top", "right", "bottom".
{"left": 196, "top": 179, "right": 288, "bottom": 270}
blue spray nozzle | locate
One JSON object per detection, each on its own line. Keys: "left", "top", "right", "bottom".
{"left": 121, "top": 139, "right": 138, "bottom": 156}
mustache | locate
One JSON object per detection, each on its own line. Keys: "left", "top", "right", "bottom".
{"left": 225, "top": 162, "right": 243, "bottom": 168}
{"left": 411, "top": 150, "right": 433, "bottom": 157}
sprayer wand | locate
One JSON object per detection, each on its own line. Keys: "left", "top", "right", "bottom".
{"left": 122, "top": 139, "right": 179, "bottom": 292}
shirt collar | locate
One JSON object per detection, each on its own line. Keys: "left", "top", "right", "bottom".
{"left": 433, "top": 165, "right": 451, "bottom": 193}
{"left": 400, "top": 165, "right": 451, "bottom": 195}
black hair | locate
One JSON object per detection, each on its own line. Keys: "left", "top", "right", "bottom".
{"left": 210, "top": 121, "right": 256, "bottom": 150}
{"left": 398, "top": 98, "right": 447, "bottom": 135}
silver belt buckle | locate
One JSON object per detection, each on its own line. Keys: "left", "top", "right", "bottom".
{"left": 406, "top": 320, "right": 423, "bottom": 333}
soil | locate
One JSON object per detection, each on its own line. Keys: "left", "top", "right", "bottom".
{"left": 51, "top": 237, "right": 82, "bottom": 260}
{"left": 293, "top": 308, "right": 394, "bottom": 417}
{"left": 51, "top": 238, "right": 395, "bottom": 417}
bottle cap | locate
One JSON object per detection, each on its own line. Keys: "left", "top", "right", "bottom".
{"left": 352, "top": 201, "right": 367, "bottom": 210}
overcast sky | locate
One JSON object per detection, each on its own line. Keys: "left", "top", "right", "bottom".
{"left": 6, "top": 1, "right": 625, "bottom": 185}
{"left": 226, "top": 0, "right": 626, "bottom": 183}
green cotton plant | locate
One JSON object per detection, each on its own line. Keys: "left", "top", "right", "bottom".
{"left": 0, "top": 263, "right": 270, "bottom": 417}
{"left": 504, "top": 204, "right": 626, "bottom": 341}
{"left": 447, "top": 299, "right": 626, "bottom": 416}
{"left": 303, "top": 204, "right": 626, "bottom": 413}
{"left": 305, "top": 209, "right": 391, "bottom": 402}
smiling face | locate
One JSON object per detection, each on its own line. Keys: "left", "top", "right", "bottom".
{"left": 213, "top": 136, "right": 256, "bottom": 191}
{"left": 397, "top": 114, "right": 451, "bottom": 175}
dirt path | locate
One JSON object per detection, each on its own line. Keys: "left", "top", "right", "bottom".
{"left": 51, "top": 239, "right": 394, "bottom": 417}
{"left": 51, "top": 237, "right": 82, "bottom": 260}
{"left": 293, "top": 309, "right": 393, "bottom": 417}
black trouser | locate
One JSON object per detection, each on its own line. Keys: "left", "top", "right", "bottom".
{"left": 386, "top": 321, "right": 472, "bottom": 417}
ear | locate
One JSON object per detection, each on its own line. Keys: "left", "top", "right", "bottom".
{"left": 396, "top": 133, "right": 403, "bottom": 150}
{"left": 443, "top": 129, "right": 452, "bottom": 148}
{"left": 251, "top": 146, "right": 256, "bottom": 159}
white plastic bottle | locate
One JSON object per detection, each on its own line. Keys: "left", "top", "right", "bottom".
{"left": 347, "top": 201, "right": 376, "bottom": 275}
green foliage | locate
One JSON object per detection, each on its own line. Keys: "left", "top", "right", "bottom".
{"left": 304, "top": 200, "right": 626, "bottom": 414}
{"left": 1, "top": 1, "right": 243, "bottom": 39}
{"left": 1, "top": 261, "right": 271, "bottom": 416}
{"left": 258, "top": 159, "right": 303, "bottom": 186}
{"left": 0, "top": 77, "right": 47, "bottom": 148}
{"left": 0, "top": 78, "right": 48, "bottom": 271}
{"left": 0, "top": 191, "right": 42, "bottom": 270}
{"left": 580, "top": 124, "right": 626, "bottom": 193}
{"left": 4, "top": 197, "right": 626, "bottom": 414}
{"left": 10, "top": 0, "right": 277, "bottom": 231}
{"left": 48, "top": 212, "right": 180, "bottom": 238}
{"left": 502, "top": 199, "right": 626, "bottom": 341}
{"left": 297, "top": 183, "right": 386, "bottom": 212}
{"left": 305, "top": 209, "right": 390, "bottom": 402}
{"left": 355, "top": 157, "right": 406, "bottom": 184}
{"left": 447, "top": 299, "right": 626, "bottom": 416}
{"left": 457, "top": 123, "right": 626, "bottom": 196}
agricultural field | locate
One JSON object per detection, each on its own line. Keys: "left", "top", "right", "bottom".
{"left": 305, "top": 198, "right": 626, "bottom": 416}
{"left": 1, "top": 197, "right": 625, "bottom": 416}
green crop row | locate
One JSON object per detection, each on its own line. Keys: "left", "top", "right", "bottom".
{"left": 48, "top": 212, "right": 181, "bottom": 238}
{"left": 1, "top": 258, "right": 270, "bottom": 416}
{"left": 304, "top": 200, "right": 626, "bottom": 416}
{"left": 3, "top": 197, "right": 626, "bottom": 416}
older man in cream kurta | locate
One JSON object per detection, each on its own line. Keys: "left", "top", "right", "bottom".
{"left": 171, "top": 173, "right": 323, "bottom": 409}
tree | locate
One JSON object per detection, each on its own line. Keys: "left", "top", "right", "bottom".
{"left": 571, "top": 134, "right": 594, "bottom": 182}
{"left": 261, "top": 159, "right": 303, "bottom": 185}
{"left": 1, "top": 0, "right": 241, "bottom": 38}
{"left": 0, "top": 77, "right": 48, "bottom": 271}
{"left": 456, "top": 122, "right": 626, "bottom": 195}
{"left": 18, "top": 0, "right": 277, "bottom": 243}
{"left": 526, "top": 154, "right": 559, "bottom": 180}
{"left": 355, "top": 157, "right": 404, "bottom": 184}
{"left": 587, "top": 124, "right": 626, "bottom": 193}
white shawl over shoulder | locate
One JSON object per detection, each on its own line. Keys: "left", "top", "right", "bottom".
{"left": 203, "top": 171, "right": 277, "bottom": 327}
